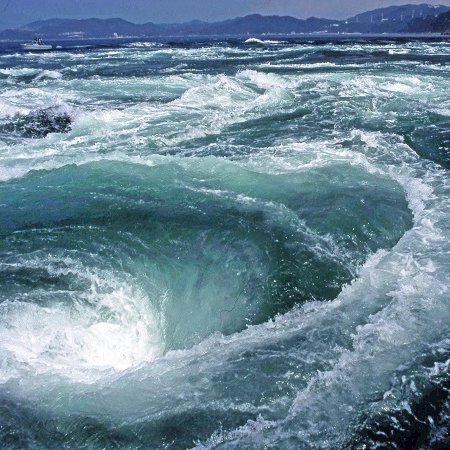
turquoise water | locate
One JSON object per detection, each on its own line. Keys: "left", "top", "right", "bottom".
{"left": 0, "top": 38, "right": 449, "bottom": 448}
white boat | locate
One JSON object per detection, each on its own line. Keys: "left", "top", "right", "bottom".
{"left": 21, "top": 38, "right": 53, "bottom": 51}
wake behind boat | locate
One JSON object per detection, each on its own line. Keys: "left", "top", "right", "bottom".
{"left": 21, "top": 37, "right": 53, "bottom": 51}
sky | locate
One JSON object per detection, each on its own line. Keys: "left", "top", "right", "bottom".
{"left": 1, "top": 0, "right": 449, "bottom": 29}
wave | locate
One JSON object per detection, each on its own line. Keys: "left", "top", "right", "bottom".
{"left": 244, "top": 38, "right": 284, "bottom": 45}
{"left": 0, "top": 68, "right": 63, "bottom": 83}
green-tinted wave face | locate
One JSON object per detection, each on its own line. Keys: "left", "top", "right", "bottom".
{"left": 0, "top": 159, "right": 411, "bottom": 352}
{"left": 0, "top": 37, "right": 449, "bottom": 449}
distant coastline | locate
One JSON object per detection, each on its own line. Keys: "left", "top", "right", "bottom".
{"left": 1, "top": 4, "right": 449, "bottom": 41}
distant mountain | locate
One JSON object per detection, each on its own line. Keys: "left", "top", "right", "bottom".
{"left": 201, "top": 14, "right": 337, "bottom": 35}
{"left": 0, "top": 15, "right": 339, "bottom": 39}
{"left": 22, "top": 18, "right": 161, "bottom": 38}
{"left": 1, "top": 4, "right": 449, "bottom": 40}
{"left": 406, "top": 10, "right": 450, "bottom": 32}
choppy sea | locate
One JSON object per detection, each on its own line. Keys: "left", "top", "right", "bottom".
{"left": 0, "top": 36, "right": 449, "bottom": 449}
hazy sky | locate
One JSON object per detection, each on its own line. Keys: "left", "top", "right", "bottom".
{"left": 1, "top": 0, "right": 449, "bottom": 29}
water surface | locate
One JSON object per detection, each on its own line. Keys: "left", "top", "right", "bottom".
{"left": 0, "top": 37, "right": 449, "bottom": 449}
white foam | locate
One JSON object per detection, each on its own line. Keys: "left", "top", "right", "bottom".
{"left": 244, "top": 38, "right": 283, "bottom": 45}
{"left": 388, "top": 49, "right": 410, "bottom": 55}
{"left": 34, "top": 70, "right": 63, "bottom": 81}
{"left": 238, "top": 69, "right": 293, "bottom": 89}
{"left": 0, "top": 99, "right": 30, "bottom": 118}
{"left": 0, "top": 87, "right": 70, "bottom": 122}
{"left": 195, "top": 415, "right": 275, "bottom": 449}
{"left": 128, "top": 42, "right": 163, "bottom": 48}
{"left": 0, "top": 257, "right": 164, "bottom": 383}
{"left": 0, "top": 67, "right": 63, "bottom": 81}
{"left": 0, "top": 67, "right": 40, "bottom": 77}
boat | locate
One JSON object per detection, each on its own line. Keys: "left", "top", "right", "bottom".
{"left": 21, "top": 38, "right": 53, "bottom": 51}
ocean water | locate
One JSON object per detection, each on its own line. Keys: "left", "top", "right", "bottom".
{"left": 0, "top": 36, "right": 449, "bottom": 449}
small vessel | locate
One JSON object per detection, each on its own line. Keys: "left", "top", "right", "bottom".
{"left": 21, "top": 37, "right": 53, "bottom": 51}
